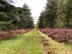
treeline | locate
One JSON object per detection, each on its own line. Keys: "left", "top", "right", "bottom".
{"left": 38, "top": 0, "right": 72, "bottom": 28}
{"left": 0, "top": 0, "right": 34, "bottom": 30}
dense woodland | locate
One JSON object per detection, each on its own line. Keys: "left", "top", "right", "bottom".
{"left": 0, "top": 0, "right": 34, "bottom": 30}
{"left": 38, "top": 0, "right": 72, "bottom": 28}
{"left": 0, "top": 0, "right": 72, "bottom": 54}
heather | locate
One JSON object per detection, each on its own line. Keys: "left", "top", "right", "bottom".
{"left": 39, "top": 28, "right": 72, "bottom": 44}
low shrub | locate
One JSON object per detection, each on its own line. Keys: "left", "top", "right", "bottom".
{"left": 0, "top": 29, "right": 31, "bottom": 40}
{"left": 39, "top": 28, "right": 72, "bottom": 44}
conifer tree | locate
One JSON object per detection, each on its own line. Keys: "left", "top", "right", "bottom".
{"left": 43, "top": 0, "right": 57, "bottom": 28}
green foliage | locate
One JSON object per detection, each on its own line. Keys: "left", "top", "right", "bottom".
{"left": 44, "top": 0, "right": 57, "bottom": 28}
{"left": 38, "top": 0, "right": 72, "bottom": 28}
{"left": 0, "top": 21, "right": 16, "bottom": 30}
{"left": 38, "top": 11, "right": 45, "bottom": 28}
{"left": 0, "top": 12, "right": 8, "bottom": 21}
{"left": 0, "top": 0, "right": 34, "bottom": 30}
{"left": 54, "top": 0, "right": 72, "bottom": 28}
{"left": 15, "top": 4, "right": 34, "bottom": 29}
{"left": 55, "top": 0, "right": 68, "bottom": 28}
{"left": 38, "top": 0, "right": 58, "bottom": 28}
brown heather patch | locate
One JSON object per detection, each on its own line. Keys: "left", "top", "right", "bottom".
{"left": 0, "top": 29, "right": 31, "bottom": 40}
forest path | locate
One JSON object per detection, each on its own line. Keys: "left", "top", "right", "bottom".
{"left": 18, "top": 29, "right": 42, "bottom": 54}
{"left": 19, "top": 29, "right": 72, "bottom": 54}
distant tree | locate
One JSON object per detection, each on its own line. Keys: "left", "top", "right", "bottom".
{"left": 38, "top": 11, "right": 45, "bottom": 28}
{"left": 65, "top": 0, "right": 72, "bottom": 28}
{"left": 43, "top": 0, "right": 57, "bottom": 28}
{"left": 55, "top": 0, "right": 72, "bottom": 28}
{"left": 55, "top": 0, "right": 67, "bottom": 28}
{"left": 0, "top": 1, "right": 34, "bottom": 30}
{"left": 38, "top": 0, "right": 72, "bottom": 28}
{"left": 15, "top": 4, "right": 34, "bottom": 28}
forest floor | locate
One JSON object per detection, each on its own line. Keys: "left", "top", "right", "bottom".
{"left": 0, "top": 29, "right": 72, "bottom": 54}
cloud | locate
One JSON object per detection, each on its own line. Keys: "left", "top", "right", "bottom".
{"left": 13, "top": 0, "right": 47, "bottom": 24}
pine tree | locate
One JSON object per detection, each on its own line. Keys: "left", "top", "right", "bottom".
{"left": 65, "top": 0, "right": 72, "bottom": 28}
{"left": 38, "top": 11, "right": 45, "bottom": 28}
{"left": 55, "top": 0, "right": 72, "bottom": 28}
{"left": 43, "top": 0, "right": 57, "bottom": 28}
{"left": 55, "top": 0, "right": 67, "bottom": 28}
{"left": 16, "top": 4, "right": 34, "bottom": 28}
{"left": 0, "top": 1, "right": 34, "bottom": 30}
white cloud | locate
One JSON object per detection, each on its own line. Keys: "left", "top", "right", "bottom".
{"left": 13, "top": 0, "right": 47, "bottom": 24}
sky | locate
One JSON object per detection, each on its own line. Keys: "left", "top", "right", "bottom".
{"left": 13, "top": 0, "right": 47, "bottom": 24}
